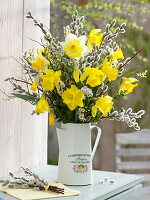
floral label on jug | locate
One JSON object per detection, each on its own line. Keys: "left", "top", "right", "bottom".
{"left": 68, "top": 154, "right": 90, "bottom": 173}
{"left": 73, "top": 165, "right": 88, "bottom": 173}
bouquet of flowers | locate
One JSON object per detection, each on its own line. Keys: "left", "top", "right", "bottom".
{"left": 5, "top": 10, "right": 145, "bottom": 130}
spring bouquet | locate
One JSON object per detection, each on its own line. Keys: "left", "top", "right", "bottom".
{"left": 5, "top": 10, "right": 145, "bottom": 130}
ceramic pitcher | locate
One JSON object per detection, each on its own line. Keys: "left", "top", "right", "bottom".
{"left": 56, "top": 123, "right": 101, "bottom": 185}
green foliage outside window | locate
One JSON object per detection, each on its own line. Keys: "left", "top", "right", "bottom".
{"left": 50, "top": 0, "right": 150, "bottom": 128}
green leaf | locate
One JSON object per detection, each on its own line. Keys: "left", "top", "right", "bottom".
{"left": 119, "top": 67, "right": 139, "bottom": 79}
{"left": 11, "top": 93, "right": 39, "bottom": 104}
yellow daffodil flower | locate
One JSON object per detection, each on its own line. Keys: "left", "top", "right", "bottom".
{"left": 119, "top": 78, "right": 138, "bottom": 95}
{"left": 38, "top": 48, "right": 45, "bottom": 54}
{"left": 40, "top": 69, "right": 62, "bottom": 91}
{"left": 30, "top": 80, "right": 38, "bottom": 91}
{"left": 38, "top": 47, "right": 54, "bottom": 62}
{"left": 35, "top": 95, "right": 50, "bottom": 113}
{"left": 101, "top": 58, "right": 118, "bottom": 82}
{"left": 88, "top": 29, "right": 103, "bottom": 51}
{"left": 60, "top": 33, "right": 89, "bottom": 58}
{"left": 73, "top": 68, "right": 80, "bottom": 83}
{"left": 32, "top": 54, "right": 50, "bottom": 71}
{"left": 38, "top": 48, "right": 48, "bottom": 56}
{"left": 49, "top": 110, "right": 55, "bottom": 125}
{"left": 92, "top": 96, "right": 113, "bottom": 117}
{"left": 62, "top": 85, "right": 84, "bottom": 110}
{"left": 80, "top": 67, "right": 106, "bottom": 87}
{"left": 109, "top": 49, "right": 124, "bottom": 60}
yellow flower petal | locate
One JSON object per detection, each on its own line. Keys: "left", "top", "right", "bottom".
{"left": 80, "top": 68, "right": 106, "bottom": 87}
{"left": 62, "top": 85, "right": 84, "bottom": 111}
{"left": 73, "top": 68, "right": 80, "bottom": 83}
{"left": 119, "top": 78, "right": 138, "bottom": 95}
{"left": 92, "top": 96, "right": 113, "bottom": 117}
{"left": 88, "top": 29, "right": 103, "bottom": 51}
{"left": 123, "top": 78, "right": 138, "bottom": 83}
{"left": 88, "top": 29, "right": 103, "bottom": 45}
{"left": 92, "top": 105, "right": 97, "bottom": 117}
{"left": 101, "top": 59, "right": 118, "bottom": 82}
{"left": 109, "top": 49, "right": 124, "bottom": 60}
{"left": 67, "top": 103, "right": 77, "bottom": 111}
{"left": 35, "top": 95, "right": 50, "bottom": 113}
{"left": 40, "top": 78, "right": 55, "bottom": 91}
{"left": 40, "top": 69, "right": 62, "bottom": 91}
{"left": 64, "top": 40, "right": 83, "bottom": 58}
{"left": 87, "top": 42, "right": 93, "bottom": 53}
{"left": 30, "top": 80, "right": 38, "bottom": 91}
{"left": 32, "top": 54, "right": 49, "bottom": 71}
{"left": 114, "top": 49, "right": 124, "bottom": 59}
{"left": 38, "top": 48, "right": 44, "bottom": 54}
{"left": 55, "top": 70, "right": 62, "bottom": 82}
{"left": 61, "top": 33, "right": 89, "bottom": 58}
{"left": 49, "top": 110, "right": 55, "bottom": 125}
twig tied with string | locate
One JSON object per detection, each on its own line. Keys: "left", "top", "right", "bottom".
{"left": 0, "top": 167, "right": 64, "bottom": 194}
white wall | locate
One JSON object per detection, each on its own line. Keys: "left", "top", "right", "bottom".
{"left": 0, "top": 0, "right": 50, "bottom": 178}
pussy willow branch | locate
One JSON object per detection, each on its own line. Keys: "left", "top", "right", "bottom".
{"left": 21, "top": 167, "right": 46, "bottom": 186}
{"left": 119, "top": 48, "right": 144, "bottom": 70}
{"left": 28, "top": 16, "right": 47, "bottom": 35}
{"left": 99, "top": 80, "right": 109, "bottom": 96}
{"left": 23, "top": 56, "right": 32, "bottom": 66}
{"left": 12, "top": 57, "right": 33, "bottom": 83}
{"left": 12, "top": 78, "right": 55, "bottom": 107}
{"left": 26, "top": 12, "right": 51, "bottom": 43}
{"left": 28, "top": 37, "right": 45, "bottom": 48}
{"left": 0, "top": 89, "right": 12, "bottom": 100}
{"left": 13, "top": 78, "right": 32, "bottom": 85}
{"left": 101, "top": 115, "right": 116, "bottom": 119}
{"left": 100, "top": 48, "right": 144, "bottom": 96}
{"left": 22, "top": 70, "right": 30, "bottom": 93}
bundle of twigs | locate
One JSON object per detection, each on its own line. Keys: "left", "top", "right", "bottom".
{"left": 0, "top": 167, "right": 64, "bottom": 194}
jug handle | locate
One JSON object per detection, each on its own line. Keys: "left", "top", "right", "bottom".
{"left": 90, "top": 125, "right": 101, "bottom": 160}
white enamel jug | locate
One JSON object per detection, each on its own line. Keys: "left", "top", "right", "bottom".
{"left": 56, "top": 123, "right": 101, "bottom": 185}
